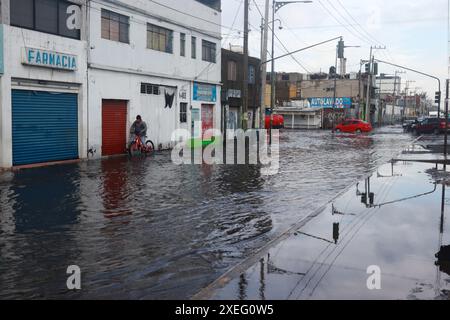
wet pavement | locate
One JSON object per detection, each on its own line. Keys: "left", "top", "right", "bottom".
{"left": 197, "top": 160, "right": 450, "bottom": 300}
{"left": 0, "top": 127, "right": 417, "bottom": 299}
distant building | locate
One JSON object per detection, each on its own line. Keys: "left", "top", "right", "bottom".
{"left": 375, "top": 74, "right": 402, "bottom": 101}
{"left": 265, "top": 72, "right": 306, "bottom": 107}
{"left": 299, "top": 75, "right": 370, "bottom": 128}
{"left": 221, "top": 48, "right": 261, "bottom": 130}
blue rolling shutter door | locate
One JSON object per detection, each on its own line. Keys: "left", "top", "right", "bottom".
{"left": 12, "top": 90, "right": 79, "bottom": 166}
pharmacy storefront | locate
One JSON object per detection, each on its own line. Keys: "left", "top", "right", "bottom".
{"left": 0, "top": 26, "right": 87, "bottom": 168}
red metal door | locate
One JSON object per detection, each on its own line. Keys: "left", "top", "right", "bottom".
{"left": 201, "top": 104, "right": 214, "bottom": 140}
{"left": 102, "top": 100, "right": 127, "bottom": 156}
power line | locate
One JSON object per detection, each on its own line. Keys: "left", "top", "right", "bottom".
{"left": 335, "top": 0, "right": 384, "bottom": 46}
{"left": 324, "top": 0, "right": 374, "bottom": 45}
{"left": 317, "top": 0, "right": 370, "bottom": 45}
{"left": 332, "top": 0, "right": 396, "bottom": 65}
{"left": 251, "top": 0, "right": 310, "bottom": 73}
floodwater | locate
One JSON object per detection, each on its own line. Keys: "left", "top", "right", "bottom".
{"left": 0, "top": 127, "right": 415, "bottom": 299}
{"left": 206, "top": 161, "right": 450, "bottom": 300}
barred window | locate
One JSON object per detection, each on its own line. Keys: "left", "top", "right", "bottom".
{"left": 180, "top": 103, "right": 188, "bottom": 123}
{"left": 202, "top": 40, "right": 216, "bottom": 63}
{"left": 140, "top": 83, "right": 161, "bottom": 95}
{"left": 147, "top": 24, "right": 173, "bottom": 54}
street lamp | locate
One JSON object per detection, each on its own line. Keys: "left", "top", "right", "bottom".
{"left": 331, "top": 40, "right": 360, "bottom": 132}
{"left": 270, "top": 1, "right": 313, "bottom": 114}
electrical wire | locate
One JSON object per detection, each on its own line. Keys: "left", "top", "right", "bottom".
{"left": 251, "top": 0, "right": 311, "bottom": 73}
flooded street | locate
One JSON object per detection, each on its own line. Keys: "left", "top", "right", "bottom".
{"left": 0, "top": 127, "right": 415, "bottom": 299}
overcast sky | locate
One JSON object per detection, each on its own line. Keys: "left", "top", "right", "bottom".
{"left": 221, "top": 0, "right": 449, "bottom": 99}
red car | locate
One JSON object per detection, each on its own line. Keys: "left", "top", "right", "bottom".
{"left": 265, "top": 114, "right": 284, "bottom": 129}
{"left": 335, "top": 119, "right": 373, "bottom": 134}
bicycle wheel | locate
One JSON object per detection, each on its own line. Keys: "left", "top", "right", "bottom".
{"left": 128, "top": 141, "right": 139, "bottom": 156}
{"left": 145, "top": 140, "right": 155, "bottom": 155}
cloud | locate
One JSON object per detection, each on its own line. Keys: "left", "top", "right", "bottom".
{"left": 222, "top": 0, "right": 449, "bottom": 96}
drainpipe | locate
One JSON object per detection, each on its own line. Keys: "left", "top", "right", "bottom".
{"left": 86, "top": 0, "right": 91, "bottom": 157}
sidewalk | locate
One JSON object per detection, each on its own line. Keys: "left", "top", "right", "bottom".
{"left": 194, "top": 155, "right": 450, "bottom": 300}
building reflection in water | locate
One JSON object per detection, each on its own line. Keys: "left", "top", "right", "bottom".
{"left": 101, "top": 157, "right": 133, "bottom": 219}
{"left": 4, "top": 165, "right": 82, "bottom": 297}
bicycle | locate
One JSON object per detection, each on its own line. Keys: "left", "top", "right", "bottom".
{"left": 128, "top": 135, "right": 155, "bottom": 156}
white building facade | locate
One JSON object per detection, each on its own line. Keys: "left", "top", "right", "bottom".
{"left": 87, "top": 0, "right": 222, "bottom": 157}
{"left": 0, "top": 0, "right": 221, "bottom": 168}
{"left": 0, "top": 0, "right": 88, "bottom": 168}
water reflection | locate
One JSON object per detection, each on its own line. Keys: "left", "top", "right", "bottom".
{"left": 11, "top": 166, "right": 81, "bottom": 232}
{"left": 0, "top": 166, "right": 82, "bottom": 298}
{"left": 218, "top": 159, "right": 450, "bottom": 300}
{"left": 0, "top": 128, "right": 416, "bottom": 299}
{"left": 101, "top": 158, "right": 133, "bottom": 219}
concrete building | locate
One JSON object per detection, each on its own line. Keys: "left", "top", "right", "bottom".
{"left": 0, "top": 0, "right": 88, "bottom": 168}
{"left": 87, "top": 0, "right": 222, "bottom": 156}
{"left": 375, "top": 74, "right": 402, "bottom": 101}
{"left": 0, "top": 0, "right": 222, "bottom": 168}
{"left": 299, "top": 76, "right": 369, "bottom": 128}
{"left": 265, "top": 72, "right": 306, "bottom": 107}
{"left": 221, "top": 48, "right": 260, "bottom": 130}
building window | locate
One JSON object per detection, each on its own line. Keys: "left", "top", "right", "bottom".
{"left": 195, "top": 0, "right": 221, "bottom": 11}
{"left": 202, "top": 40, "right": 216, "bottom": 63}
{"left": 191, "top": 36, "right": 197, "bottom": 59}
{"left": 180, "top": 103, "right": 188, "bottom": 123}
{"left": 147, "top": 23, "right": 173, "bottom": 54}
{"left": 10, "top": 0, "right": 81, "bottom": 40}
{"left": 140, "top": 83, "right": 161, "bottom": 95}
{"left": 227, "top": 61, "right": 237, "bottom": 81}
{"left": 180, "top": 33, "right": 186, "bottom": 57}
{"left": 101, "top": 9, "right": 129, "bottom": 43}
{"left": 249, "top": 65, "right": 256, "bottom": 84}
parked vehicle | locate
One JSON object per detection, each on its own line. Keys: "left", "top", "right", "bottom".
{"left": 403, "top": 119, "right": 419, "bottom": 132}
{"left": 335, "top": 119, "right": 373, "bottom": 134}
{"left": 412, "top": 118, "right": 450, "bottom": 135}
{"left": 265, "top": 109, "right": 284, "bottom": 129}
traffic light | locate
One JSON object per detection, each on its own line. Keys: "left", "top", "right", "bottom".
{"left": 365, "top": 63, "right": 370, "bottom": 74}
{"left": 373, "top": 63, "right": 378, "bottom": 75}
{"left": 435, "top": 91, "right": 441, "bottom": 104}
{"left": 338, "top": 40, "right": 345, "bottom": 59}
{"left": 361, "top": 193, "right": 367, "bottom": 204}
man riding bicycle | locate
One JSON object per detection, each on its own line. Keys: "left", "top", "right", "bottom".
{"left": 128, "top": 115, "right": 148, "bottom": 149}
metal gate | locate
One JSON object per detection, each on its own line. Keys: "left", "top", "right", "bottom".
{"left": 12, "top": 89, "right": 79, "bottom": 166}
{"left": 102, "top": 100, "right": 127, "bottom": 156}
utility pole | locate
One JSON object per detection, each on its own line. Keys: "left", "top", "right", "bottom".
{"left": 404, "top": 80, "right": 415, "bottom": 118}
{"left": 391, "top": 71, "right": 405, "bottom": 124}
{"left": 270, "top": 1, "right": 313, "bottom": 126}
{"left": 365, "top": 46, "right": 373, "bottom": 123}
{"left": 242, "top": 0, "right": 249, "bottom": 130}
{"left": 332, "top": 40, "right": 339, "bottom": 132}
{"left": 445, "top": 79, "right": 449, "bottom": 170}
{"left": 260, "top": 0, "right": 270, "bottom": 129}
{"left": 365, "top": 46, "right": 386, "bottom": 123}
{"left": 372, "top": 58, "right": 442, "bottom": 119}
